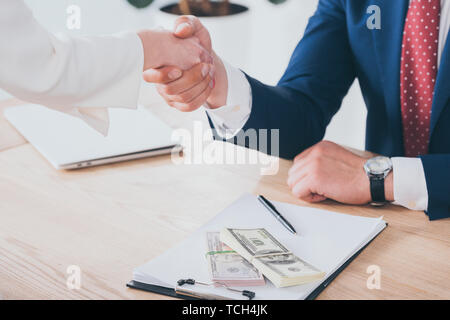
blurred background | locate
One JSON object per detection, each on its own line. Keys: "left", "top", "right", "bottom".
{"left": 1, "top": 0, "right": 367, "bottom": 150}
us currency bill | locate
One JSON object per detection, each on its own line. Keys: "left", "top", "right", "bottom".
{"left": 220, "top": 228, "right": 325, "bottom": 288}
{"left": 206, "top": 232, "right": 265, "bottom": 287}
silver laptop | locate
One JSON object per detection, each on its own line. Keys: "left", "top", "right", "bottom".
{"left": 4, "top": 104, "right": 181, "bottom": 170}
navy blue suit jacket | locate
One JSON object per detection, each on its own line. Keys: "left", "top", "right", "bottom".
{"left": 210, "top": 0, "right": 450, "bottom": 220}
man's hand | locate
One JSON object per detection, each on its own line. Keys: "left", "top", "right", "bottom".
{"left": 287, "top": 141, "right": 394, "bottom": 205}
{"left": 137, "top": 29, "right": 211, "bottom": 71}
{"left": 143, "top": 16, "right": 228, "bottom": 112}
{"left": 173, "top": 15, "right": 212, "bottom": 53}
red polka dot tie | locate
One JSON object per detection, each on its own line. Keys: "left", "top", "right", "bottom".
{"left": 400, "top": 0, "right": 441, "bottom": 157}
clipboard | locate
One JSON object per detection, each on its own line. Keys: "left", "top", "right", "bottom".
{"left": 126, "top": 225, "right": 386, "bottom": 300}
{"left": 126, "top": 281, "right": 200, "bottom": 300}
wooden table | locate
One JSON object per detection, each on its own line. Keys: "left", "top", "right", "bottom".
{"left": 0, "top": 98, "right": 449, "bottom": 300}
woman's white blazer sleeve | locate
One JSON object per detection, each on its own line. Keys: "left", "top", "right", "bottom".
{"left": 0, "top": 0, "right": 144, "bottom": 134}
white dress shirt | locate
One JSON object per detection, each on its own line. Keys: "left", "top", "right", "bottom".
{"left": 0, "top": 0, "right": 144, "bottom": 136}
{"left": 206, "top": 0, "right": 450, "bottom": 212}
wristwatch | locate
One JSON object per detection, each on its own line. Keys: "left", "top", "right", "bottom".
{"left": 364, "top": 156, "right": 393, "bottom": 206}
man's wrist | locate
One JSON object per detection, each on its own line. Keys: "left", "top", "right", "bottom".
{"left": 206, "top": 51, "right": 228, "bottom": 109}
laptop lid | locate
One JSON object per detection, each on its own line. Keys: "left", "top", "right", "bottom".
{"left": 4, "top": 104, "right": 178, "bottom": 169}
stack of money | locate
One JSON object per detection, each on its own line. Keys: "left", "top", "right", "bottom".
{"left": 220, "top": 228, "right": 325, "bottom": 288}
{"left": 206, "top": 232, "right": 265, "bottom": 287}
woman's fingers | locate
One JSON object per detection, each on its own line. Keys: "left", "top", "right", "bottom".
{"left": 143, "top": 55, "right": 215, "bottom": 112}
{"left": 169, "top": 79, "right": 214, "bottom": 112}
{"left": 167, "top": 75, "right": 213, "bottom": 104}
{"left": 158, "top": 63, "right": 212, "bottom": 96}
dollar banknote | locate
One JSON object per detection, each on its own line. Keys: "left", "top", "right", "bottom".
{"left": 206, "top": 232, "right": 265, "bottom": 287}
{"left": 220, "top": 228, "right": 325, "bottom": 288}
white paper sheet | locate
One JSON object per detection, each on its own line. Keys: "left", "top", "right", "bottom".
{"left": 133, "top": 194, "right": 386, "bottom": 300}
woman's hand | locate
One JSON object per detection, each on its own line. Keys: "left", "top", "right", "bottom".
{"left": 142, "top": 16, "right": 228, "bottom": 112}
{"left": 137, "top": 29, "right": 212, "bottom": 71}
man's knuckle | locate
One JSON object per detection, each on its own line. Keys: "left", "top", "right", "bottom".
{"left": 165, "top": 86, "right": 177, "bottom": 95}
{"left": 311, "top": 162, "right": 321, "bottom": 176}
{"left": 186, "top": 101, "right": 195, "bottom": 109}
{"left": 157, "top": 86, "right": 167, "bottom": 96}
{"left": 189, "top": 100, "right": 202, "bottom": 110}
{"left": 318, "top": 140, "right": 333, "bottom": 151}
{"left": 179, "top": 92, "right": 191, "bottom": 103}
{"left": 161, "top": 86, "right": 170, "bottom": 95}
{"left": 311, "top": 147, "right": 322, "bottom": 158}
{"left": 163, "top": 96, "right": 171, "bottom": 104}
{"left": 179, "top": 104, "right": 193, "bottom": 112}
{"left": 314, "top": 157, "right": 323, "bottom": 167}
{"left": 168, "top": 95, "right": 180, "bottom": 103}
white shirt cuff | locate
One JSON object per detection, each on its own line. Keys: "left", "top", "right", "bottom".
{"left": 391, "top": 157, "right": 429, "bottom": 211}
{"left": 204, "top": 60, "right": 252, "bottom": 139}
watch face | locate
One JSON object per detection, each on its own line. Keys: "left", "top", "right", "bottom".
{"left": 364, "top": 157, "right": 393, "bottom": 175}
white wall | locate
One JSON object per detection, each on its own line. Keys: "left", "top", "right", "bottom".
{"left": 13, "top": 0, "right": 367, "bottom": 149}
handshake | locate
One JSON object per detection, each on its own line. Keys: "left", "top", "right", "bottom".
{"left": 137, "top": 16, "right": 227, "bottom": 112}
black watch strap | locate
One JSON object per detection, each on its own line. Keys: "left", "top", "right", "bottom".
{"left": 369, "top": 177, "right": 386, "bottom": 203}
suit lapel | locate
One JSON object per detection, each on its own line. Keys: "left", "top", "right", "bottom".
{"left": 371, "top": 0, "right": 409, "bottom": 153}
{"left": 430, "top": 36, "right": 450, "bottom": 136}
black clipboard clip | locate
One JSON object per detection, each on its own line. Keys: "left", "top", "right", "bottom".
{"left": 177, "top": 278, "right": 255, "bottom": 300}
